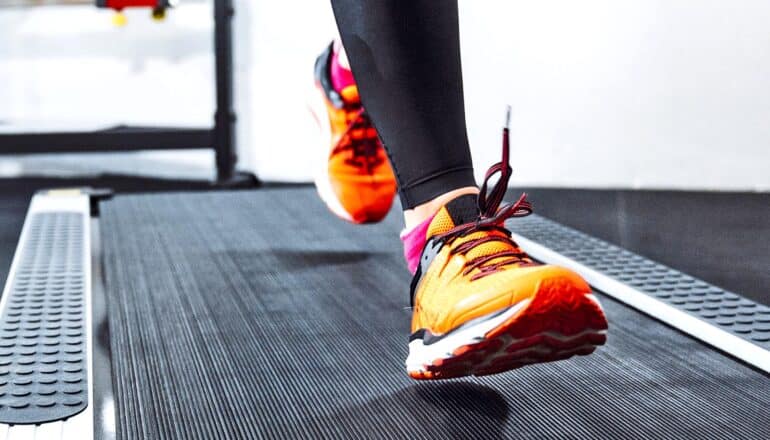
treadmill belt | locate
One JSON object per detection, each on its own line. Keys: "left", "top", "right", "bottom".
{"left": 100, "top": 188, "right": 769, "bottom": 439}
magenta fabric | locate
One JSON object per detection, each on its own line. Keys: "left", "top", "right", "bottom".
{"left": 330, "top": 46, "right": 356, "bottom": 92}
{"left": 400, "top": 213, "right": 436, "bottom": 274}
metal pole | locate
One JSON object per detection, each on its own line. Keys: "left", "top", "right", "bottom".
{"left": 213, "top": 0, "right": 236, "bottom": 182}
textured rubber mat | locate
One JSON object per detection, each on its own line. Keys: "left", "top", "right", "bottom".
{"left": 0, "top": 213, "right": 88, "bottom": 424}
{"left": 101, "top": 189, "right": 770, "bottom": 440}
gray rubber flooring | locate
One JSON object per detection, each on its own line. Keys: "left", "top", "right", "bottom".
{"left": 101, "top": 188, "right": 769, "bottom": 439}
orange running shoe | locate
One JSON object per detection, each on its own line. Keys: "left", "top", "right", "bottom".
{"left": 309, "top": 43, "right": 397, "bottom": 224}
{"left": 405, "top": 114, "right": 608, "bottom": 380}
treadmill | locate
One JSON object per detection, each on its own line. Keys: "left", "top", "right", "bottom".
{"left": 0, "top": 187, "right": 767, "bottom": 439}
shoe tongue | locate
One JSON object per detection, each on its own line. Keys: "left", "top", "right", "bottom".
{"left": 426, "top": 193, "right": 520, "bottom": 267}
{"left": 426, "top": 194, "right": 479, "bottom": 238}
{"left": 339, "top": 85, "right": 360, "bottom": 105}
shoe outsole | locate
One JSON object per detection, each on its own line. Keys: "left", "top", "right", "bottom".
{"left": 407, "top": 278, "right": 608, "bottom": 380}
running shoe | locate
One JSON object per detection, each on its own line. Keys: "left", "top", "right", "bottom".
{"left": 309, "top": 43, "right": 397, "bottom": 224}
{"left": 406, "top": 114, "right": 608, "bottom": 380}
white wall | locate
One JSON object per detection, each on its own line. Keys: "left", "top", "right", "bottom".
{"left": 460, "top": 0, "right": 770, "bottom": 191}
{"left": 1, "top": 1, "right": 768, "bottom": 190}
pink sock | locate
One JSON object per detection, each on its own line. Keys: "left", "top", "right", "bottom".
{"left": 330, "top": 45, "right": 356, "bottom": 93}
{"left": 400, "top": 214, "right": 436, "bottom": 274}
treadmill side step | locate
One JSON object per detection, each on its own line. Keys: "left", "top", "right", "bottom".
{"left": 0, "top": 193, "right": 92, "bottom": 429}
{"left": 509, "top": 214, "right": 770, "bottom": 373}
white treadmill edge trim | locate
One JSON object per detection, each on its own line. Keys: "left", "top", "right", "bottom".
{"left": 511, "top": 232, "right": 770, "bottom": 374}
{"left": 0, "top": 193, "right": 94, "bottom": 440}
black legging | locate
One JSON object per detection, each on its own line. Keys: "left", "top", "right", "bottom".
{"left": 330, "top": 0, "right": 476, "bottom": 209}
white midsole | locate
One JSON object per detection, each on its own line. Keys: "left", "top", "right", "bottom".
{"left": 406, "top": 295, "right": 607, "bottom": 373}
{"left": 406, "top": 300, "right": 530, "bottom": 372}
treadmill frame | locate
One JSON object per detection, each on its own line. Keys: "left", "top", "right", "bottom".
{"left": 0, "top": 0, "right": 242, "bottom": 184}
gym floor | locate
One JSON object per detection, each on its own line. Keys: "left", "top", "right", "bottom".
{"left": 1, "top": 176, "right": 767, "bottom": 307}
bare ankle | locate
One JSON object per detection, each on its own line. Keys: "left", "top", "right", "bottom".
{"left": 403, "top": 187, "right": 479, "bottom": 230}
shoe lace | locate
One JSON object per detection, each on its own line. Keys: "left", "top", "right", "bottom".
{"left": 434, "top": 106, "right": 534, "bottom": 280}
{"left": 331, "top": 108, "right": 383, "bottom": 172}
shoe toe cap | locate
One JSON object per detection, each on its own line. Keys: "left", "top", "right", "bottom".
{"left": 420, "top": 264, "right": 591, "bottom": 335}
{"left": 329, "top": 174, "right": 396, "bottom": 223}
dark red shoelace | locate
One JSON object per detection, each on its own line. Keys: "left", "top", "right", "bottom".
{"left": 331, "top": 108, "right": 383, "bottom": 172}
{"left": 434, "top": 108, "right": 535, "bottom": 280}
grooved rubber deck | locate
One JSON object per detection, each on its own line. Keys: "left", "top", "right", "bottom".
{"left": 101, "top": 189, "right": 770, "bottom": 440}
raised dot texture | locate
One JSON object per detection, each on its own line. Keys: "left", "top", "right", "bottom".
{"left": 509, "top": 215, "right": 770, "bottom": 352}
{"left": 0, "top": 213, "right": 88, "bottom": 424}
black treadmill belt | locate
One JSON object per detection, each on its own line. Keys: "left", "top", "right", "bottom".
{"left": 101, "top": 189, "right": 769, "bottom": 439}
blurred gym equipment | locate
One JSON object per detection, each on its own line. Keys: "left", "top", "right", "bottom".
{"left": 0, "top": 0, "right": 248, "bottom": 185}
{"left": 96, "top": 0, "right": 177, "bottom": 23}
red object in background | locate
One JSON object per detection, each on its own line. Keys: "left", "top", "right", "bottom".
{"left": 96, "top": 0, "right": 170, "bottom": 10}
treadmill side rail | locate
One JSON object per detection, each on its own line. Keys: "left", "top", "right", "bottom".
{"left": 0, "top": 193, "right": 94, "bottom": 439}
{"left": 509, "top": 214, "right": 770, "bottom": 374}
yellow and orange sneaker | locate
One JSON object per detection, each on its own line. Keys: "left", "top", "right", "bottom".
{"left": 309, "top": 43, "right": 397, "bottom": 224}
{"left": 405, "top": 116, "right": 608, "bottom": 380}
